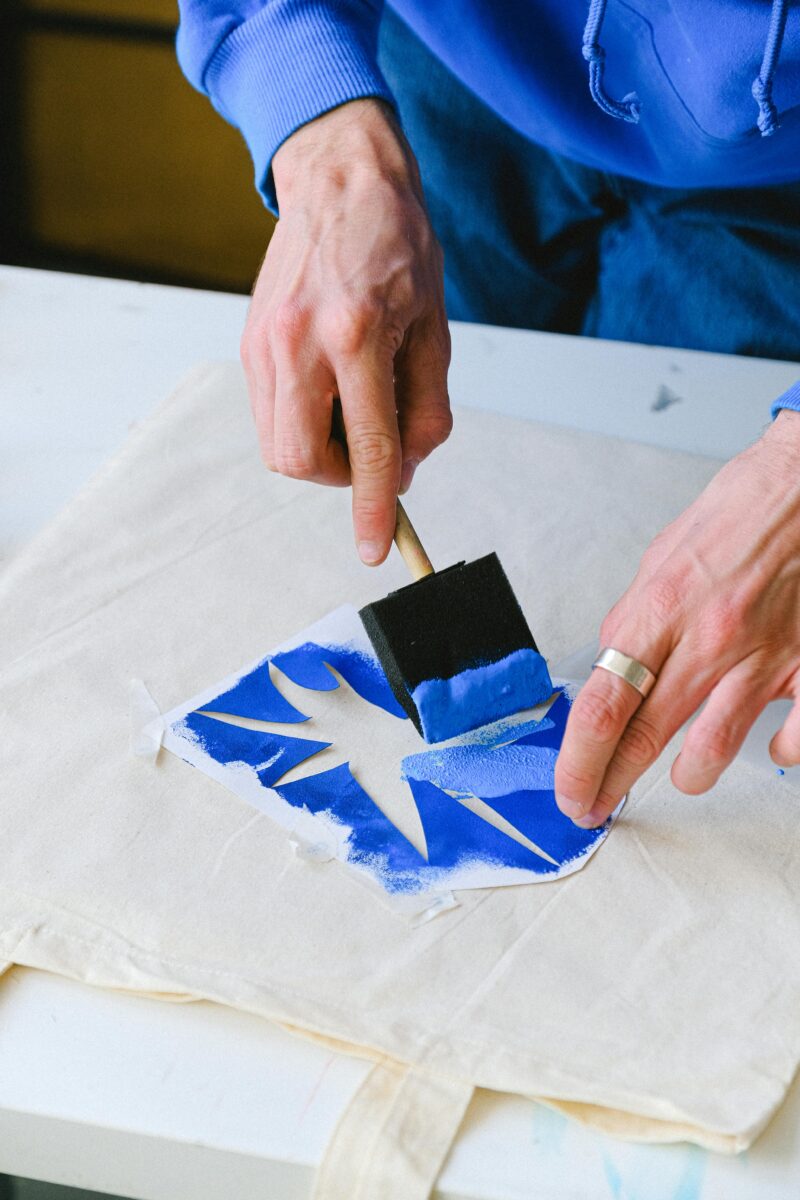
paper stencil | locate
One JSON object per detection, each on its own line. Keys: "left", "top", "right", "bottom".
{"left": 160, "top": 606, "right": 622, "bottom": 895}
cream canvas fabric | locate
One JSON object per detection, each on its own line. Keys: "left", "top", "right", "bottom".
{"left": 2, "top": 364, "right": 799, "bottom": 1196}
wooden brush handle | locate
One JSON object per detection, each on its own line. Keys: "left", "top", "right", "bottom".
{"left": 395, "top": 499, "right": 435, "bottom": 581}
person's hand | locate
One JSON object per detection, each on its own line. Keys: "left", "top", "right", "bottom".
{"left": 241, "top": 99, "right": 451, "bottom": 565}
{"left": 555, "top": 409, "right": 800, "bottom": 826}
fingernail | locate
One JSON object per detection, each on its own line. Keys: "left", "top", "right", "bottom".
{"left": 399, "top": 459, "right": 419, "bottom": 495}
{"left": 556, "top": 792, "right": 588, "bottom": 820}
{"left": 358, "top": 540, "right": 382, "bottom": 565}
{"left": 574, "top": 812, "right": 602, "bottom": 829}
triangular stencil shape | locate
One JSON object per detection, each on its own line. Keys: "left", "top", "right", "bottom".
{"left": 272, "top": 642, "right": 405, "bottom": 717}
{"left": 274, "top": 763, "right": 428, "bottom": 891}
{"left": 409, "top": 779, "right": 559, "bottom": 875}
{"left": 203, "top": 661, "right": 309, "bottom": 723}
{"left": 180, "top": 710, "right": 330, "bottom": 785}
{"left": 479, "top": 787, "right": 608, "bottom": 866}
{"left": 512, "top": 690, "right": 570, "bottom": 751}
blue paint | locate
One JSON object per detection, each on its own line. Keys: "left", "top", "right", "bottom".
{"left": 482, "top": 787, "right": 608, "bottom": 863}
{"left": 274, "top": 763, "right": 429, "bottom": 892}
{"left": 272, "top": 641, "right": 406, "bottom": 718}
{"left": 473, "top": 714, "right": 555, "bottom": 747}
{"left": 602, "top": 1156, "right": 623, "bottom": 1199}
{"left": 672, "top": 1147, "right": 706, "bottom": 1200}
{"left": 403, "top": 694, "right": 606, "bottom": 868}
{"left": 203, "top": 660, "right": 309, "bottom": 724}
{"left": 409, "top": 779, "right": 559, "bottom": 876}
{"left": 777, "top": 768, "right": 786, "bottom": 776}
{"left": 601, "top": 1142, "right": 706, "bottom": 1200}
{"left": 403, "top": 743, "right": 558, "bottom": 797}
{"left": 512, "top": 690, "right": 571, "bottom": 751}
{"left": 176, "top": 638, "right": 614, "bottom": 894}
{"left": 180, "top": 710, "right": 330, "bottom": 786}
{"left": 411, "top": 648, "right": 553, "bottom": 743}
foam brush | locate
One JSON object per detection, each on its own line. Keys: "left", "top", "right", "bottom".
{"left": 360, "top": 501, "right": 553, "bottom": 743}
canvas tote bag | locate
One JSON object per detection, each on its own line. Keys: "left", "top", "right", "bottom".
{"left": 2, "top": 364, "right": 799, "bottom": 1198}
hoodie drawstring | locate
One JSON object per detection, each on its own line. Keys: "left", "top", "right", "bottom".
{"left": 581, "top": 0, "right": 640, "bottom": 124}
{"left": 583, "top": 0, "right": 788, "bottom": 139}
{"left": 752, "top": 0, "right": 788, "bottom": 136}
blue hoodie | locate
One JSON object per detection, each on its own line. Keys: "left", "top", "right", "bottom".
{"left": 177, "top": 1, "right": 800, "bottom": 213}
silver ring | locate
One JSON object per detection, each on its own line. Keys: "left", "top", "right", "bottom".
{"left": 592, "top": 648, "right": 657, "bottom": 699}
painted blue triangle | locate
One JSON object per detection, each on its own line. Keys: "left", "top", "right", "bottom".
{"left": 409, "top": 779, "right": 558, "bottom": 875}
{"left": 479, "top": 787, "right": 608, "bottom": 866}
{"left": 180, "top": 710, "right": 329, "bottom": 784}
{"left": 202, "top": 660, "right": 309, "bottom": 723}
{"left": 272, "top": 642, "right": 406, "bottom": 718}
{"left": 274, "top": 763, "right": 428, "bottom": 891}
{"left": 512, "top": 689, "right": 570, "bottom": 751}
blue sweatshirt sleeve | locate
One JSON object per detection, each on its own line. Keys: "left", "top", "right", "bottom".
{"left": 771, "top": 381, "right": 800, "bottom": 419}
{"left": 177, "top": 1, "right": 396, "bottom": 213}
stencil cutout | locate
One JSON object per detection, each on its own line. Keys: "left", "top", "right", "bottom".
{"left": 160, "top": 606, "right": 623, "bottom": 895}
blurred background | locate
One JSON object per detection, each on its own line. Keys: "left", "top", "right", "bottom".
{"left": 0, "top": 0, "right": 274, "bottom": 292}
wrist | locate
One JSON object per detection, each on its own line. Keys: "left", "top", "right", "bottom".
{"left": 273, "top": 99, "right": 417, "bottom": 211}
{"left": 770, "top": 408, "right": 800, "bottom": 447}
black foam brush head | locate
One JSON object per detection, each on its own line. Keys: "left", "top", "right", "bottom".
{"left": 359, "top": 553, "right": 552, "bottom": 743}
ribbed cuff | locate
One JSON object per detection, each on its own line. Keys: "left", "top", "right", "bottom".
{"left": 204, "top": 1, "right": 396, "bottom": 213}
{"left": 771, "top": 380, "right": 800, "bottom": 420}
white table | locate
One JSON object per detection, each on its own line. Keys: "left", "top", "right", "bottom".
{"left": 2, "top": 265, "right": 799, "bottom": 1200}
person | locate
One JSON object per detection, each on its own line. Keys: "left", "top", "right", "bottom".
{"left": 177, "top": 1, "right": 800, "bottom": 829}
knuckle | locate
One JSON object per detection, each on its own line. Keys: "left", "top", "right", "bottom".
{"left": 272, "top": 299, "right": 310, "bottom": 347}
{"left": 643, "top": 574, "right": 684, "bottom": 626}
{"left": 694, "top": 721, "right": 739, "bottom": 769}
{"left": 554, "top": 760, "right": 597, "bottom": 798}
{"left": 325, "top": 301, "right": 383, "bottom": 355}
{"left": 703, "top": 594, "right": 748, "bottom": 649}
{"left": 599, "top": 609, "right": 624, "bottom": 648}
{"left": 617, "top": 715, "right": 664, "bottom": 768}
{"left": 410, "top": 406, "right": 453, "bottom": 453}
{"left": 572, "top": 686, "right": 630, "bottom": 742}
{"left": 348, "top": 427, "right": 399, "bottom": 474}
{"left": 274, "top": 442, "right": 318, "bottom": 480}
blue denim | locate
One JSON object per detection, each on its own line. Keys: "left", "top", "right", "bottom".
{"left": 378, "top": 8, "right": 800, "bottom": 363}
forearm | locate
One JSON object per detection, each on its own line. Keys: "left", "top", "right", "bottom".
{"left": 176, "top": 0, "right": 396, "bottom": 211}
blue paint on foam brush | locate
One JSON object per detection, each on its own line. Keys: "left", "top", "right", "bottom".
{"left": 411, "top": 647, "right": 553, "bottom": 743}
{"left": 360, "top": 552, "right": 553, "bottom": 743}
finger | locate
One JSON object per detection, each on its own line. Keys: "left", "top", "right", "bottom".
{"left": 554, "top": 663, "right": 653, "bottom": 822}
{"left": 770, "top": 686, "right": 800, "bottom": 767}
{"left": 570, "top": 642, "right": 730, "bottom": 827}
{"left": 272, "top": 349, "right": 350, "bottom": 486}
{"left": 241, "top": 321, "right": 277, "bottom": 470}
{"left": 671, "top": 658, "right": 773, "bottom": 794}
{"left": 337, "top": 349, "right": 402, "bottom": 565}
{"left": 395, "top": 319, "right": 452, "bottom": 494}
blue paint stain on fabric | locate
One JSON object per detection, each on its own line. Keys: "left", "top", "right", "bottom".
{"left": 483, "top": 788, "right": 607, "bottom": 863}
{"left": 272, "top": 641, "right": 406, "bottom": 718}
{"left": 411, "top": 648, "right": 553, "bottom": 742}
{"left": 409, "top": 779, "right": 558, "bottom": 875}
{"left": 403, "top": 742, "right": 558, "bottom": 798}
{"left": 273, "top": 762, "right": 429, "bottom": 892}
{"left": 401, "top": 688, "right": 604, "bottom": 867}
{"left": 180, "top": 710, "right": 330, "bottom": 786}
{"left": 203, "top": 660, "right": 309, "bottom": 723}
